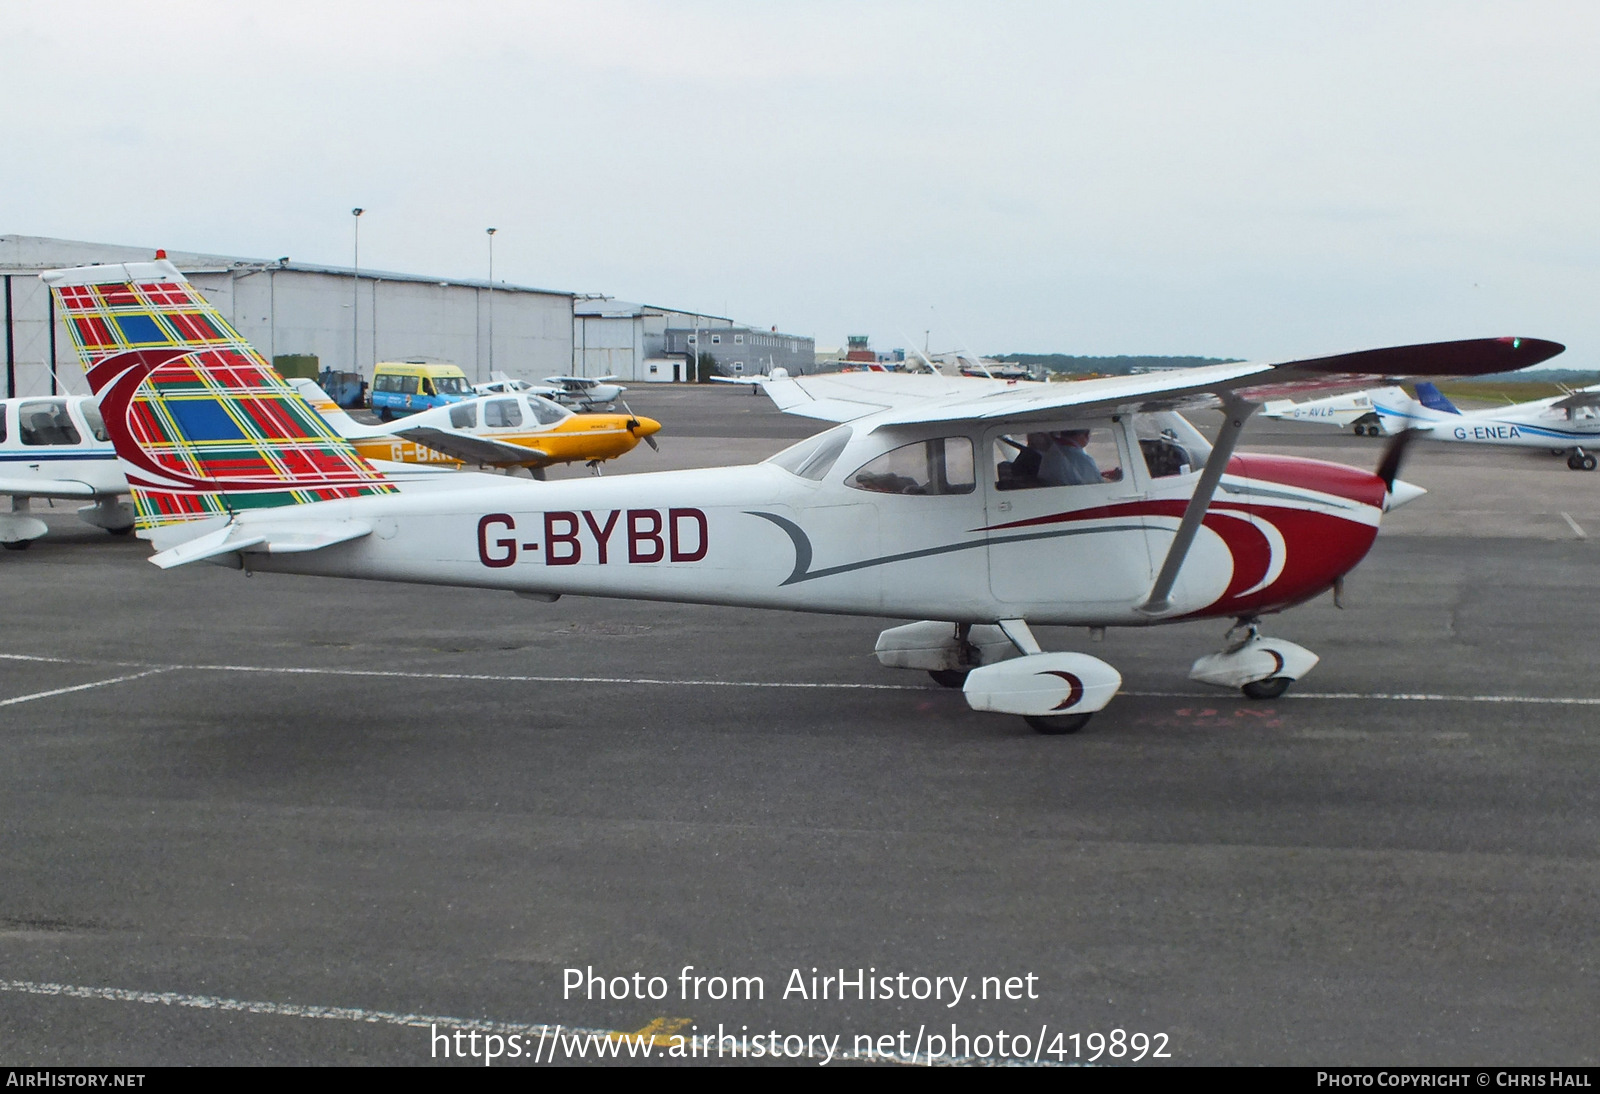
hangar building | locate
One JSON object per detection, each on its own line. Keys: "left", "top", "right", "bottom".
{"left": 573, "top": 296, "right": 736, "bottom": 383}
{"left": 1, "top": 235, "right": 574, "bottom": 397}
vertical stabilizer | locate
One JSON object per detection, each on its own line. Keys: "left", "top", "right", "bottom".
{"left": 1413, "top": 381, "right": 1461, "bottom": 415}
{"left": 42, "top": 261, "right": 394, "bottom": 536}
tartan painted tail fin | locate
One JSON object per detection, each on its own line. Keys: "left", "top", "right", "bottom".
{"left": 42, "top": 260, "right": 394, "bottom": 536}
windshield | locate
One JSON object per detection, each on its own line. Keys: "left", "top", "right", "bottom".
{"left": 767, "top": 426, "right": 851, "bottom": 481}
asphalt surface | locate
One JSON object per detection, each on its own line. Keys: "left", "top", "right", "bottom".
{"left": 2, "top": 386, "right": 1597, "bottom": 1067}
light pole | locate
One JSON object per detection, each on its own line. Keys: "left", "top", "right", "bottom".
{"left": 351, "top": 207, "right": 364, "bottom": 372}
{"left": 486, "top": 227, "right": 497, "bottom": 379}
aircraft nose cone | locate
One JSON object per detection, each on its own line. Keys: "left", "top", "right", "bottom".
{"left": 1385, "top": 478, "right": 1427, "bottom": 510}
{"left": 637, "top": 416, "right": 662, "bottom": 436}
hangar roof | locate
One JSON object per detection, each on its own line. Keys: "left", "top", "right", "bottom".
{"left": 0, "top": 234, "right": 572, "bottom": 298}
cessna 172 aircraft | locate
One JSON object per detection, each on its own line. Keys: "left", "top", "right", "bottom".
{"left": 542, "top": 375, "right": 626, "bottom": 408}
{"left": 0, "top": 394, "right": 132, "bottom": 546}
{"left": 291, "top": 379, "right": 661, "bottom": 474}
{"left": 1372, "top": 382, "right": 1600, "bottom": 470}
{"left": 44, "top": 259, "right": 1563, "bottom": 733}
{"left": 1267, "top": 381, "right": 1600, "bottom": 470}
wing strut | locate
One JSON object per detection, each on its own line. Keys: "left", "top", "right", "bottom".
{"left": 1138, "top": 394, "right": 1258, "bottom": 616}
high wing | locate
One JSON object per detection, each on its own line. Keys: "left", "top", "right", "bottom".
{"left": 544, "top": 375, "right": 617, "bottom": 389}
{"left": 1549, "top": 384, "right": 1600, "bottom": 412}
{"left": 760, "top": 371, "right": 1021, "bottom": 422}
{"left": 761, "top": 338, "right": 1564, "bottom": 429}
{"left": 391, "top": 426, "right": 549, "bottom": 466}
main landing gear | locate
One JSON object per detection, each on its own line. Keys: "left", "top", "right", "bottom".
{"left": 875, "top": 620, "right": 1122, "bottom": 735}
{"left": 1189, "top": 619, "right": 1320, "bottom": 700}
{"left": 1567, "top": 448, "right": 1597, "bottom": 471}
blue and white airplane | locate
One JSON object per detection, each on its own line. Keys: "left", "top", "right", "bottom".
{"left": 1370, "top": 382, "right": 1600, "bottom": 471}
{"left": 1266, "top": 381, "right": 1600, "bottom": 470}
{"left": 0, "top": 394, "right": 132, "bottom": 547}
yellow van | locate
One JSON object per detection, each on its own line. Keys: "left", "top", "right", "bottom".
{"left": 370, "top": 360, "right": 472, "bottom": 419}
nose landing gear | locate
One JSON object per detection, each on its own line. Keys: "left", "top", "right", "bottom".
{"left": 1190, "top": 619, "right": 1320, "bottom": 700}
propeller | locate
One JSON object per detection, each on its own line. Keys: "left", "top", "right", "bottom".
{"left": 620, "top": 401, "right": 660, "bottom": 452}
{"left": 1374, "top": 427, "right": 1416, "bottom": 492}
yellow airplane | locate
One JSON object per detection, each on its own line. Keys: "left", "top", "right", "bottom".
{"left": 291, "top": 379, "right": 661, "bottom": 475}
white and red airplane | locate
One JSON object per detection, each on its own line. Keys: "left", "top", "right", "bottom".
{"left": 43, "top": 259, "right": 1563, "bottom": 732}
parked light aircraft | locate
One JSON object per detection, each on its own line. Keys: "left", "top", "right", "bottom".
{"left": 1372, "top": 382, "right": 1600, "bottom": 470}
{"left": 1261, "top": 386, "right": 1402, "bottom": 436}
{"left": 292, "top": 380, "right": 660, "bottom": 474}
{"left": 542, "top": 375, "right": 626, "bottom": 408}
{"left": 45, "top": 259, "right": 1563, "bottom": 732}
{"left": 1267, "top": 380, "right": 1600, "bottom": 470}
{"left": 0, "top": 394, "right": 132, "bottom": 547}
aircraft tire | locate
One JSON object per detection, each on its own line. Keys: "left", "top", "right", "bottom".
{"left": 1241, "top": 676, "right": 1292, "bottom": 700}
{"left": 928, "top": 669, "right": 969, "bottom": 689}
{"left": 1583, "top": 455, "right": 1598, "bottom": 472}
{"left": 1568, "top": 454, "right": 1584, "bottom": 470}
{"left": 1023, "top": 713, "right": 1091, "bottom": 735}
{"left": 2, "top": 540, "right": 31, "bottom": 551}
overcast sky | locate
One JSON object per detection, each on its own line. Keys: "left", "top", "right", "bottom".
{"left": 5, "top": 1, "right": 1597, "bottom": 363}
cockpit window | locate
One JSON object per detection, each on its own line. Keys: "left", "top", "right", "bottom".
{"left": 449, "top": 402, "right": 478, "bottom": 428}
{"left": 528, "top": 396, "right": 568, "bottom": 426}
{"left": 767, "top": 426, "right": 851, "bottom": 481}
{"left": 849, "top": 436, "right": 975, "bottom": 495}
{"left": 81, "top": 402, "right": 110, "bottom": 442}
{"left": 484, "top": 398, "right": 523, "bottom": 428}
{"left": 994, "top": 427, "right": 1120, "bottom": 490}
{"left": 19, "top": 400, "right": 82, "bottom": 446}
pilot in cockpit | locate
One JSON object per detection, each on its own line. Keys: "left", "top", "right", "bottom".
{"left": 1036, "top": 429, "right": 1102, "bottom": 486}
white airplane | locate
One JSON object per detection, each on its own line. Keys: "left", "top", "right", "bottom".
{"left": 44, "top": 258, "right": 1563, "bottom": 732}
{"left": 1261, "top": 386, "right": 1404, "bottom": 436}
{"left": 542, "top": 375, "right": 626, "bottom": 408}
{"left": 0, "top": 394, "right": 132, "bottom": 547}
{"left": 471, "top": 371, "right": 540, "bottom": 397}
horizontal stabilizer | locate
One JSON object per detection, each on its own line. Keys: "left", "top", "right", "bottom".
{"left": 149, "top": 519, "right": 371, "bottom": 569}
{"left": 0, "top": 477, "right": 97, "bottom": 499}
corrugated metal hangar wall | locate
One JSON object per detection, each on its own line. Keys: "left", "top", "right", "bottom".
{"left": 0, "top": 235, "right": 574, "bottom": 396}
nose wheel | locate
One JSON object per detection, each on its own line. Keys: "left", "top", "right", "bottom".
{"left": 1241, "top": 676, "right": 1293, "bottom": 700}
{"left": 1191, "top": 620, "right": 1319, "bottom": 699}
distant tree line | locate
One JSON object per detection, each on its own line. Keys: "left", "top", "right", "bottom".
{"left": 992, "top": 354, "right": 1241, "bottom": 375}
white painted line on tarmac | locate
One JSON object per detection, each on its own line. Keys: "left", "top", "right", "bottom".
{"left": 0, "top": 669, "right": 169, "bottom": 708}
{"left": 1560, "top": 511, "right": 1587, "bottom": 539}
{"left": 181, "top": 663, "right": 923, "bottom": 691}
{"left": 4, "top": 652, "right": 1600, "bottom": 707}
{"left": 0, "top": 978, "right": 1009, "bottom": 1066}
{"left": 1122, "top": 689, "right": 1600, "bottom": 706}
